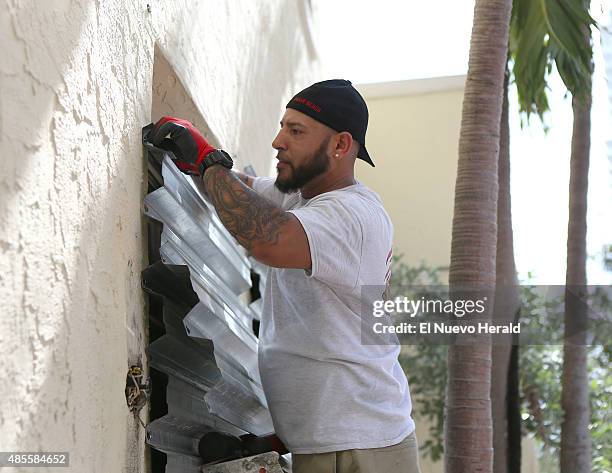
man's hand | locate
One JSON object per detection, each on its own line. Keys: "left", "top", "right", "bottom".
{"left": 196, "top": 432, "right": 289, "bottom": 463}
{"left": 150, "top": 116, "right": 215, "bottom": 175}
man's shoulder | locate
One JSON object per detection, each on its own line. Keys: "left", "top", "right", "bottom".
{"left": 342, "top": 183, "right": 390, "bottom": 222}
{"left": 306, "top": 183, "right": 392, "bottom": 234}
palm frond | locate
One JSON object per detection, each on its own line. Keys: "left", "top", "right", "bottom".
{"left": 510, "top": 0, "right": 595, "bottom": 120}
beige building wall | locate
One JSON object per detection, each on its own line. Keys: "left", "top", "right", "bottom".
{"left": 355, "top": 77, "right": 466, "bottom": 275}
{"left": 0, "top": 1, "right": 318, "bottom": 472}
{"left": 355, "top": 78, "right": 539, "bottom": 473}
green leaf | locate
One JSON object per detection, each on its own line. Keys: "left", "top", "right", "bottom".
{"left": 510, "top": 0, "right": 595, "bottom": 121}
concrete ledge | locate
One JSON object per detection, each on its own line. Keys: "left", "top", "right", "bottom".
{"left": 356, "top": 75, "right": 466, "bottom": 99}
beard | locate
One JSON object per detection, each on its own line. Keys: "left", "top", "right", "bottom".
{"left": 274, "top": 138, "right": 331, "bottom": 194}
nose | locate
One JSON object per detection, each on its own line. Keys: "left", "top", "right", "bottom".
{"left": 272, "top": 129, "right": 286, "bottom": 153}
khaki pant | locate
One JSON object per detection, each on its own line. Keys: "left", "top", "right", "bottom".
{"left": 291, "top": 431, "right": 422, "bottom": 473}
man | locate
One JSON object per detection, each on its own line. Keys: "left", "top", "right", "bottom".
{"left": 149, "top": 79, "right": 420, "bottom": 473}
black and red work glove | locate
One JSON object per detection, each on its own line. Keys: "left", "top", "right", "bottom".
{"left": 149, "top": 116, "right": 216, "bottom": 175}
{"left": 196, "top": 432, "right": 288, "bottom": 464}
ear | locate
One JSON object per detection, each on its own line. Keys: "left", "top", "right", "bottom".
{"left": 332, "top": 132, "right": 354, "bottom": 158}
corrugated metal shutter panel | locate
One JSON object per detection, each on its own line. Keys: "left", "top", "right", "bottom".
{"left": 143, "top": 151, "right": 277, "bottom": 472}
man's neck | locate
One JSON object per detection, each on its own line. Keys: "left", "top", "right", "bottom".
{"left": 300, "top": 173, "right": 356, "bottom": 199}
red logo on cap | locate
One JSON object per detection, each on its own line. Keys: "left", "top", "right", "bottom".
{"left": 294, "top": 96, "right": 321, "bottom": 113}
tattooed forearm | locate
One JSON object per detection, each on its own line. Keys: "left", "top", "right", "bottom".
{"left": 232, "top": 170, "right": 253, "bottom": 188}
{"left": 203, "top": 165, "right": 291, "bottom": 252}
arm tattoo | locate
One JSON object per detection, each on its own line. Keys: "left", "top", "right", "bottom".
{"left": 203, "top": 165, "right": 291, "bottom": 251}
{"left": 233, "top": 170, "right": 253, "bottom": 187}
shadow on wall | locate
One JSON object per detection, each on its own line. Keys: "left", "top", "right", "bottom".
{"left": 233, "top": 0, "right": 318, "bottom": 175}
{"left": 1, "top": 1, "right": 151, "bottom": 472}
{"left": 152, "top": 46, "right": 224, "bottom": 149}
{"left": 0, "top": 1, "right": 90, "bottom": 229}
{"left": 150, "top": 1, "right": 318, "bottom": 175}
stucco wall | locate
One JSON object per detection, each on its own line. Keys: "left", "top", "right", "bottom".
{"left": 0, "top": 1, "right": 318, "bottom": 471}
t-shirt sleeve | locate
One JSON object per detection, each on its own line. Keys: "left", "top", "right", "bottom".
{"left": 288, "top": 198, "right": 363, "bottom": 290}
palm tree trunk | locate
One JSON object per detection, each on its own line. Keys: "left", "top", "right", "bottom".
{"left": 560, "top": 85, "right": 592, "bottom": 473}
{"left": 445, "top": 0, "right": 512, "bottom": 472}
{"left": 491, "top": 68, "right": 521, "bottom": 473}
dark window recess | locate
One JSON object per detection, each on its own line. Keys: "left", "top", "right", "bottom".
{"left": 141, "top": 131, "right": 281, "bottom": 473}
{"left": 145, "top": 137, "right": 169, "bottom": 473}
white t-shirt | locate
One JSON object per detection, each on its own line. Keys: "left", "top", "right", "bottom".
{"left": 252, "top": 176, "right": 414, "bottom": 454}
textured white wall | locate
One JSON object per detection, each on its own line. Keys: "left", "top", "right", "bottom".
{"left": 0, "top": 1, "right": 318, "bottom": 471}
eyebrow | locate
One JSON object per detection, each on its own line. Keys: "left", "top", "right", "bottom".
{"left": 280, "top": 120, "right": 306, "bottom": 129}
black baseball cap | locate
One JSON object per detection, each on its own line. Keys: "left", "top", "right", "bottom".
{"left": 286, "top": 79, "right": 374, "bottom": 167}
